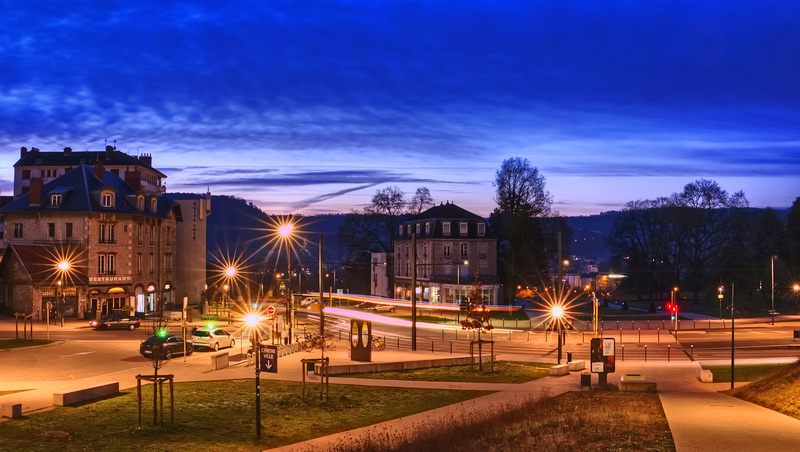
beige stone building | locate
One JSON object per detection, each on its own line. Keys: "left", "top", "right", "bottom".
{"left": 394, "top": 202, "right": 500, "bottom": 305}
{"left": 1, "top": 162, "right": 177, "bottom": 319}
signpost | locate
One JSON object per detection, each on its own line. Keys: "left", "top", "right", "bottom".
{"left": 260, "top": 344, "right": 278, "bottom": 373}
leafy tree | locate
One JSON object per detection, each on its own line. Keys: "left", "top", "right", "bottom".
{"left": 489, "top": 157, "right": 554, "bottom": 303}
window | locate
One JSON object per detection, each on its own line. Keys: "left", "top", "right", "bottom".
{"left": 108, "top": 254, "right": 116, "bottom": 274}
{"left": 443, "top": 222, "right": 451, "bottom": 236}
{"left": 138, "top": 196, "right": 144, "bottom": 210}
{"left": 137, "top": 254, "right": 142, "bottom": 274}
{"left": 99, "top": 223, "right": 115, "bottom": 243}
{"left": 101, "top": 193, "right": 113, "bottom": 207}
{"left": 22, "top": 170, "right": 30, "bottom": 180}
{"left": 479, "top": 242, "right": 487, "bottom": 258}
{"left": 415, "top": 223, "right": 420, "bottom": 235}
{"left": 425, "top": 222, "right": 431, "bottom": 234}
{"left": 65, "top": 223, "right": 73, "bottom": 239}
{"left": 398, "top": 225, "right": 403, "bottom": 236}
{"left": 460, "top": 243, "right": 468, "bottom": 258}
{"left": 165, "top": 254, "right": 173, "bottom": 272}
{"left": 149, "top": 254, "right": 154, "bottom": 273}
{"left": 108, "top": 224, "right": 115, "bottom": 243}
{"left": 48, "top": 223, "right": 55, "bottom": 238}
{"left": 460, "top": 222, "right": 468, "bottom": 235}
{"left": 51, "top": 194, "right": 62, "bottom": 206}
{"left": 98, "top": 254, "right": 106, "bottom": 274}
{"left": 40, "top": 169, "right": 45, "bottom": 178}
{"left": 99, "top": 224, "right": 106, "bottom": 243}
{"left": 151, "top": 198, "right": 158, "bottom": 212}
{"left": 443, "top": 245, "right": 451, "bottom": 258}
{"left": 13, "top": 223, "right": 23, "bottom": 238}
{"left": 166, "top": 226, "right": 172, "bottom": 245}
{"left": 478, "top": 223, "right": 486, "bottom": 236}
{"left": 137, "top": 225, "right": 142, "bottom": 244}
{"left": 149, "top": 225, "right": 154, "bottom": 245}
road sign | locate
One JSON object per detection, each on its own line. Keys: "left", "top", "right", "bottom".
{"left": 259, "top": 344, "right": 278, "bottom": 373}
{"left": 266, "top": 306, "right": 275, "bottom": 315}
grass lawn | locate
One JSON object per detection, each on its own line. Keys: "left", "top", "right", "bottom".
{"left": 0, "top": 339, "right": 53, "bottom": 349}
{"left": 0, "top": 380, "right": 490, "bottom": 451}
{"left": 338, "top": 361, "right": 553, "bottom": 384}
{"left": 336, "top": 391, "right": 674, "bottom": 452}
{"left": 728, "top": 360, "right": 800, "bottom": 420}
{"left": 703, "top": 363, "right": 789, "bottom": 383}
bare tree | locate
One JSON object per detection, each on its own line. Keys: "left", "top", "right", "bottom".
{"left": 407, "top": 187, "right": 434, "bottom": 216}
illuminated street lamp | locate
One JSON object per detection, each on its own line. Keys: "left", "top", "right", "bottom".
{"left": 56, "top": 260, "right": 70, "bottom": 327}
{"left": 770, "top": 255, "right": 777, "bottom": 325}
{"left": 671, "top": 287, "right": 678, "bottom": 330}
{"left": 552, "top": 305, "right": 565, "bottom": 364}
{"left": 278, "top": 222, "right": 295, "bottom": 343}
{"left": 244, "top": 313, "right": 263, "bottom": 438}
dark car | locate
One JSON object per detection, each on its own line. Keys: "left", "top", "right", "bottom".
{"left": 90, "top": 315, "right": 141, "bottom": 331}
{"left": 139, "top": 334, "right": 193, "bottom": 359}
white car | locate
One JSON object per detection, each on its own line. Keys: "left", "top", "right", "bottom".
{"left": 369, "top": 305, "right": 396, "bottom": 313}
{"left": 191, "top": 327, "right": 235, "bottom": 351}
{"left": 300, "top": 297, "right": 319, "bottom": 307}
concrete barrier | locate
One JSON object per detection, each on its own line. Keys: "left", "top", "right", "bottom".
{"left": 211, "top": 352, "right": 229, "bottom": 370}
{"left": 323, "top": 355, "right": 495, "bottom": 375}
{"left": 620, "top": 380, "right": 657, "bottom": 392}
{"left": 549, "top": 364, "right": 569, "bottom": 376}
{"left": 568, "top": 360, "right": 585, "bottom": 371}
{"left": 2, "top": 403, "right": 22, "bottom": 418}
{"left": 53, "top": 382, "right": 119, "bottom": 406}
{"left": 700, "top": 369, "right": 713, "bottom": 383}
{"left": 622, "top": 373, "right": 644, "bottom": 381}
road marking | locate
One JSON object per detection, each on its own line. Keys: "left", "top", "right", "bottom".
{"left": 59, "top": 351, "right": 96, "bottom": 358}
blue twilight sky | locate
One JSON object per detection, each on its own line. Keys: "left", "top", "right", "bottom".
{"left": 1, "top": 0, "right": 799, "bottom": 217}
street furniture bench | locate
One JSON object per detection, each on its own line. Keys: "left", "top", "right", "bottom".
{"left": 550, "top": 364, "right": 569, "bottom": 376}
{"left": 700, "top": 369, "right": 713, "bottom": 383}
{"left": 53, "top": 382, "right": 119, "bottom": 406}
{"left": 620, "top": 374, "right": 657, "bottom": 392}
{"left": 568, "top": 360, "right": 585, "bottom": 371}
{"left": 211, "top": 352, "right": 229, "bottom": 370}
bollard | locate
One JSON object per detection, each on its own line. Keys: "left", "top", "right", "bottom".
{"left": 600, "top": 329, "right": 604, "bottom": 338}
{"left": 657, "top": 328, "right": 660, "bottom": 343}
{"left": 527, "top": 331, "right": 530, "bottom": 342}
{"left": 645, "top": 344, "right": 648, "bottom": 361}
{"left": 693, "top": 319, "right": 696, "bottom": 330}
{"left": 638, "top": 328, "right": 641, "bottom": 343}
{"left": 442, "top": 330, "right": 444, "bottom": 340}
{"left": 616, "top": 321, "right": 619, "bottom": 329}
{"left": 622, "top": 344, "right": 625, "bottom": 361}
{"left": 582, "top": 331, "right": 585, "bottom": 342}
{"left": 668, "top": 344, "right": 671, "bottom": 362}
{"left": 432, "top": 341, "right": 434, "bottom": 352}
{"left": 662, "top": 320, "right": 665, "bottom": 329}
{"left": 450, "top": 342, "right": 453, "bottom": 354}
{"left": 508, "top": 331, "right": 511, "bottom": 341}
{"left": 619, "top": 329, "right": 623, "bottom": 343}
{"left": 397, "top": 337, "right": 400, "bottom": 349}
{"left": 709, "top": 320, "right": 711, "bottom": 329}
{"left": 691, "top": 344, "right": 694, "bottom": 361}
{"left": 647, "top": 320, "right": 650, "bottom": 330}
{"left": 675, "top": 330, "right": 678, "bottom": 342}
{"left": 455, "top": 330, "right": 458, "bottom": 340}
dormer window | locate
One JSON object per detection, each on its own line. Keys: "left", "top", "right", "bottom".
{"left": 443, "top": 222, "right": 451, "bottom": 236}
{"left": 415, "top": 223, "right": 420, "bottom": 235}
{"left": 101, "top": 193, "right": 113, "bottom": 208}
{"left": 51, "top": 194, "right": 62, "bottom": 206}
{"left": 150, "top": 198, "right": 158, "bottom": 212}
{"left": 460, "top": 222, "right": 468, "bottom": 235}
{"left": 137, "top": 196, "right": 145, "bottom": 210}
{"left": 478, "top": 223, "right": 486, "bottom": 236}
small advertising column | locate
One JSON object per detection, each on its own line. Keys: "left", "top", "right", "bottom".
{"left": 350, "top": 319, "right": 372, "bottom": 362}
{"left": 590, "top": 337, "right": 615, "bottom": 386}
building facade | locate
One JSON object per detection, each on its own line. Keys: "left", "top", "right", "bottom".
{"left": 393, "top": 202, "right": 500, "bottom": 305}
{"left": 1, "top": 163, "right": 177, "bottom": 319}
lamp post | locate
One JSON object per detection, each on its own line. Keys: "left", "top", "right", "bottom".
{"left": 553, "top": 305, "right": 564, "bottom": 364}
{"left": 794, "top": 284, "right": 800, "bottom": 314}
{"left": 771, "top": 255, "right": 776, "bottom": 325}
{"left": 225, "top": 267, "right": 236, "bottom": 312}
{"left": 671, "top": 287, "right": 678, "bottom": 330}
{"left": 279, "top": 223, "right": 294, "bottom": 343}
{"left": 456, "top": 260, "right": 468, "bottom": 304}
{"left": 244, "top": 313, "right": 263, "bottom": 438}
{"left": 57, "top": 260, "right": 69, "bottom": 327}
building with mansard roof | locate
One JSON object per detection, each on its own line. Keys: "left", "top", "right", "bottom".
{"left": 394, "top": 201, "right": 500, "bottom": 305}
{"left": 1, "top": 162, "right": 177, "bottom": 319}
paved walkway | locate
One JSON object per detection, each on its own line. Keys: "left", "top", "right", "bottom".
{"left": 4, "top": 318, "right": 800, "bottom": 450}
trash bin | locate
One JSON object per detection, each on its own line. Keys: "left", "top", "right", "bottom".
{"left": 581, "top": 371, "right": 591, "bottom": 388}
{"left": 567, "top": 352, "right": 573, "bottom": 362}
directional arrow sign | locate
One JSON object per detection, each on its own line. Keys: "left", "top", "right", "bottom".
{"left": 259, "top": 344, "right": 278, "bottom": 373}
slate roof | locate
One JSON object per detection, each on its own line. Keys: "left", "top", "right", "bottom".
{"left": 15, "top": 148, "right": 165, "bottom": 178}
{"left": 1, "top": 164, "right": 175, "bottom": 219}
{"left": 399, "top": 202, "right": 495, "bottom": 240}
{"left": 409, "top": 203, "right": 484, "bottom": 221}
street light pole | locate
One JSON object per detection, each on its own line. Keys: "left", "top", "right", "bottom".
{"left": 771, "top": 255, "right": 776, "bottom": 325}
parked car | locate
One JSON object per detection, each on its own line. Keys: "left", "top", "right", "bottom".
{"left": 139, "top": 334, "right": 193, "bottom": 359}
{"left": 90, "top": 314, "right": 141, "bottom": 331}
{"left": 300, "top": 297, "right": 319, "bottom": 307}
{"left": 191, "top": 327, "right": 235, "bottom": 351}
{"left": 369, "top": 305, "right": 396, "bottom": 313}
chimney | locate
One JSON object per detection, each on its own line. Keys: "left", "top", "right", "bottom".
{"left": 125, "top": 170, "right": 142, "bottom": 191}
{"left": 138, "top": 153, "right": 152, "bottom": 167}
{"left": 64, "top": 146, "right": 72, "bottom": 156}
{"left": 105, "top": 145, "right": 114, "bottom": 160}
{"left": 29, "top": 178, "right": 43, "bottom": 206}
{"left": 20, "top": 146, "right": 27, "bottom": 158}
{"left": 94, "top": 161, "right": 105, "bottom": 180}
